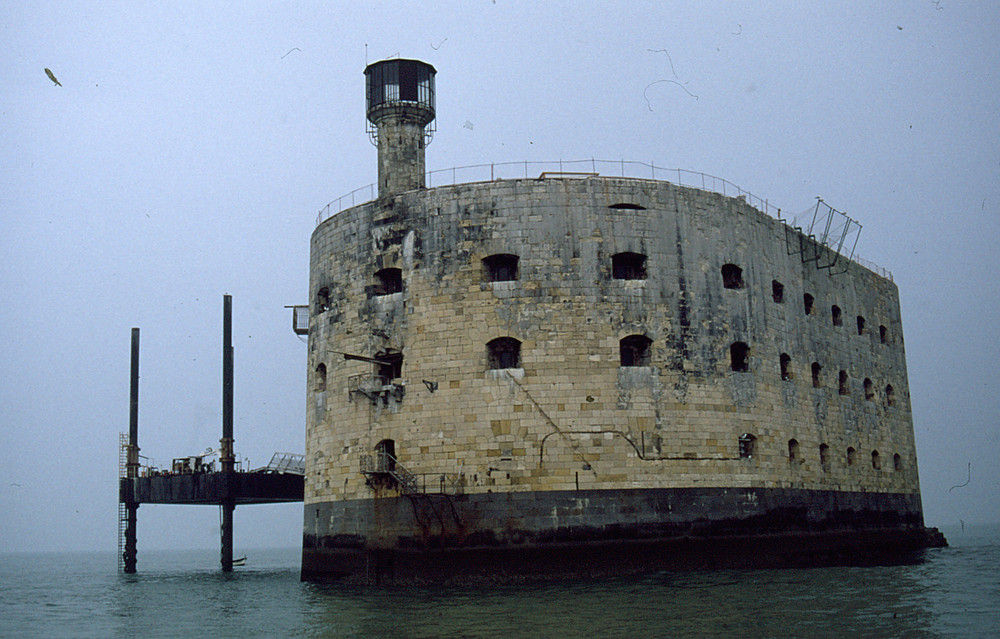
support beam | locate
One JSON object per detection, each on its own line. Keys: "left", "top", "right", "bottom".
{"left": 123, "top": 327, "right": 140, "bottom": 573}
{"left": 220, "top": 295, "right": 235, "bottom": 572}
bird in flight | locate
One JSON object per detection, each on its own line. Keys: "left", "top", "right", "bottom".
{"left": 45, "top": 68, "right": 62, "bottom": 86}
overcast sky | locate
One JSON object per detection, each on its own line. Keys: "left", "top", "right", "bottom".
{"left": 2, "top": 1, "right": 997, "bottom": 554}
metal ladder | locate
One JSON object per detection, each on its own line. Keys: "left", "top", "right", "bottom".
{"left": 117, "top": 433, "right": 127, "bottom": 573}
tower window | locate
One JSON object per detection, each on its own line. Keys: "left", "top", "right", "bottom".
{"left": 483, "top": 254, "right": 519, "bottom": 282}
{"left": 374, "top": 439, "right": 396, "bottom": 473}
{"left": 376, "top": 351, "right": 403, "bottom": 385}
{"left": 893, "top": 453, "right": 902, "bottom": 471}
{"left": 780, "top": 353, "right": 792, "bottom": 381}
{"left": 612, "top": 252, "right": 647, "bottom": 280}
{"left": 857, "top": 315, "right": 866, "bottom": 335}
{"left": 804, "top": 293, "right": 815, "bottom": 316}
{"left": 839, "top": 370, "right": 849, "bottom": 395}
{"left": 316, "top": 287, "right": 331, "bottom": 313}
{"left": 315, "top": 363, "right": 327, "bottom": 392}
{"left": 620, "top": 335, "right": 652, "bottom": 367}
{"left": 730, "top": 342, "right": 750, "bottom": 372}
{"left": 831, "top": 305, "right": 843, "bottom": 326}
{"left": 487, "top": 337, "right": 521, "bottom": 370}
{"left": 864, "top": 378, "right": 874, "bottom": 400}
{"left": 872, "top": 450, "right": 881, "bottom": 470}
{"left": 885, "top": 384, "right": 896, "bottom": 407}
{"left": 608, "top": 202, "right": 646, "bottom": 210}
{"left": 738, "top": 433, "right": 756, "bottom": 458}
{"left": 721, "top": 264, "right": 744, "bottom": 289}
{"left": 819, "top": 443, "right": 830, "bottom": 470}
{"left": 788, "top": 439, "right": 800, "bottom": 463}
{"left": 375, "top": 268, "right": 402, "bottom": 295}
{"left": 847, "top": 447, "right": 857, "bottom": 466}
{"left": 879, "top": 325, "right": 888, "bottom": 344}
{"left": 812, "top": 362, "right": 822, "bottom": 388}
{"left": 772, "top": 280, "right": 784, "bottom": 303}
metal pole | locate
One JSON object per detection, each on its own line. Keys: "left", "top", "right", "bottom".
{"left": 220, "top": 295, "right": 235, "bottom": 572}
{"left": 123, "top": 327, "right": 140, "bottom": 573}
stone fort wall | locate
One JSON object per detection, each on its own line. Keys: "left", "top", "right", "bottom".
{"left": 305, "top": 176, "right": 919, "bottom": 510}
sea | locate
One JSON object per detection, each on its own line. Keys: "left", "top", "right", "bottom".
{"left": 2, "top": 524, "right": 997, "bottom": 639}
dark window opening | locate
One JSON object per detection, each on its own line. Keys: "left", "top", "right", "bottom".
{"left": 780, "top": 353, "right": 792, "bottom": 381}
{"left": 374, "top": 439, "right": 396, "bottom": 473}
{"left": 872, "top": 450, "right": 881, "bottom": 470}
{"left": 879, "top": 325, "right": 888, "bottom": 344}
{"left": 612, "top": 252, "right": 647, "bottom": 280}
{"left": 788, "top": 439, "right": 800, "bottom": 463}
{"left": 831, "top": 305, "right": 843, "bottom": 326}
{"left": 315, "top": 363, "right": 327, "bottom": 392}
{"left": 730, "top": 342, "right": 750, "bottom": 372}
{"left": 772, "top": 280, "right": 784, "bottom": 303}
{"left": 893, "top": 453, "right": 902, "bottom": 471}
{"left": 317, "top": 287, "right": 331, "bottom": 313}
{"left": 885, "top": 384, "right": 895, "bottom": 407}
{"left": 487, "top": 337, "right": 521, "bottom": 370}
{"left": 857, "top": 315, "right": 866, "bottom": 335}
{"left": 483, "top": 254, "right": 519, "bottom": 282}
{"left": 864, "top": 378, "right": 874, "bottom": 400}
{"left": 376, "top": 351, "right": 403, "bottom": 385}
{"left": 620, "top": 335, "right": 652, "bottom": 367}
{"left": 739, "top": 433, "right": 756, "bottom": 458}
{"left": 847, "top": 447, "right": 857, "bottom": 466}
{"left": 812, "top": 362, "right": 822, "bottom": 388}
{"left": 608, "top": 202, "right": 646, "bottom": 210}
{"left": 721, "top": 264, "right": 744, "bottom": 289}
{"left": 839, "top": 370, "right": 849, "bottom": 395}
{"left": 804, "top": 293, "right": 815, "bottom": 316}
{"left": 374, "top": 268, "right": 403, "bottom": 295}
{"left": 820, "top": 443, "right": 830, "bottom": 470}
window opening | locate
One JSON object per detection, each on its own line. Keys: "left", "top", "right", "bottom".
{"left": 788, "top": 439, "right": 800, "bottom": 463}
{"left": 315, "top": 363, "right": 327, "bottom": 392}
{"left": 893, "top": 453, "right": 902, "bottom": 471}
{"left": 487, "top": 337, "right": 521, "bottom": 370}
{"left": 483, "top": 254, "right": 519, "bottom": 282}
{"left": 612, "top": 252, "right": 647, "bottom": 280}
{"left": 812, "top": 362, "right": 822, "bottom": 388}
{"left": 317, "top": 287, "right": 331, "bottom": 313}
{"left": 721, "top": 264, "right": 744, "bottom": 289}
{"left": 375, "top": 268, "right": 402, "bottom": 295}
{"left": 819, "top": 443, "right": 830, "bottom": 470}
{"left": 730, "top": 342, "right": 750, "bottom": 372}
{"left": 376, "top": 351, "right": 403, "bottom": 385}
{"left": 780, "top": 353, "right": 792, "bottom": 381}
{"left": 885, "top": 384, "right": 895, "bottom": 407}
{"left": 847, "top": 447, "right": 857, "bottom": 466}
{"left": 804, "top": 293, "right": 815, "bottom": 316}
{"left": 831, "top": 305, "right": 843, "bottom": 326}
{"left": 738, "top": 433, "right": 756, "bottom": 458}
{"left": 374, "top": 439, "right": 396, "bottom": 473}
{"left": 620, "top": 335, "right": 652, "bottom": 367}
{"left": 857, "top": 315, "right": 866, "bottom": 335}
{"left": 838, "top": 370, "right": 849, "bottom": 395}
{"left": 608, "top": 202, "right": 646, "bottom": 210}
{"left": 864, "top": 378, "right": 874, "bottom": 400}
{"left": 872, "top": 450, "right": 881, "bottom": 470}
{"left": 879, "top": 325, "right": 888, "bottom": 344}
{"left": 772, "top": 280, "right": 784, "bottom": 303}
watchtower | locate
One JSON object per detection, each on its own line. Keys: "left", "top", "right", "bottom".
{"left": 364, "top": 58, "right": 436, "bottom": 197}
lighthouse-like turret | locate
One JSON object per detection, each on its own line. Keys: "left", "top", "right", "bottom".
{"left": 364, "top": 58, "right": 436, "bottom": 198}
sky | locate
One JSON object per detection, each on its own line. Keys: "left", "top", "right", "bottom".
{"left": 2, "top": 1, "right": 997, "bottom": 554}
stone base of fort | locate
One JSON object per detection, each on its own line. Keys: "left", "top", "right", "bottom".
{"left": 300, "top": 487, "right": 947, "bottom": 584}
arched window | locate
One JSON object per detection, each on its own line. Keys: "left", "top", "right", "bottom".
{"left": 315, "top": 363, "right": 327, "bottom": 392}
{"left": 831, "top": 305, "right": 843, "bottom": 326}
{"left": 375, "top": 268, "right": 402, "bottom": 295}
{"left": 772, "top": 280, "right": 784, "bottom": 303}
{"left": 780, "top": 353, "right": 792, "bottom": 381}
{"left": 839, "top": 370, "right": 849, "bottom": 395}
{"left": 847, "top": 447, "right": 857, "bottom": 466}
{"left": 316, "top": 287, "right": 331, "bottom": 313}
{"left": 483, "top": 254, "right": 519, "bottom": 282}
{"left": 612, "top": 252, "right": 647, "bottom": 280}
{"left": 487, "top": 337, "right": 521, "bottom": 370}
{"left": 730, "top": 342, "right": 750, "bottom": 372}
{"left": 872, "top": 450, "right": 881, "bottom": 470}
{"left": 879, "top": 325, "right": 888, "bottom": 344}
{"left": 893, "top": 453, "right": 902, "bottom": 471}
{"left": 857, "top": 315, "right": 866, "bottom": 335}
{"left": 788, "top": 439, "right": 800, "bottom": 463}
{"left": 721, "top": 264, "right": 744, "bottom": 289}
{"left": 864, "top": 378, "right": 874, "bottom": 400}
{"left": 620, "top": 335, "right": 652, "bottom": 367}
{"left": 885, "top": 384, "right": 896, "bottom": 407}
{"left": 804, "top": 293, "right": 815, "bottom": 316}
{"left": 374, "top": 439, "right": 396, "bottom": 473}
{"left": 819, "top": 443, "right": 830, "bottom": 470}
{"left": 812, "top": 362, "right": 822, "bottom": 388}
{"left": 738, "top": 433, "right": 756, "bottom": 458}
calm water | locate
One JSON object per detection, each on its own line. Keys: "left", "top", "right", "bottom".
{"left": 2, "top": 525, "right": 998, "bottom": 638}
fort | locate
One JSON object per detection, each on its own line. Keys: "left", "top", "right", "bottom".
{"left": 301, "top": 59, "right": 944, "bottom": 583}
